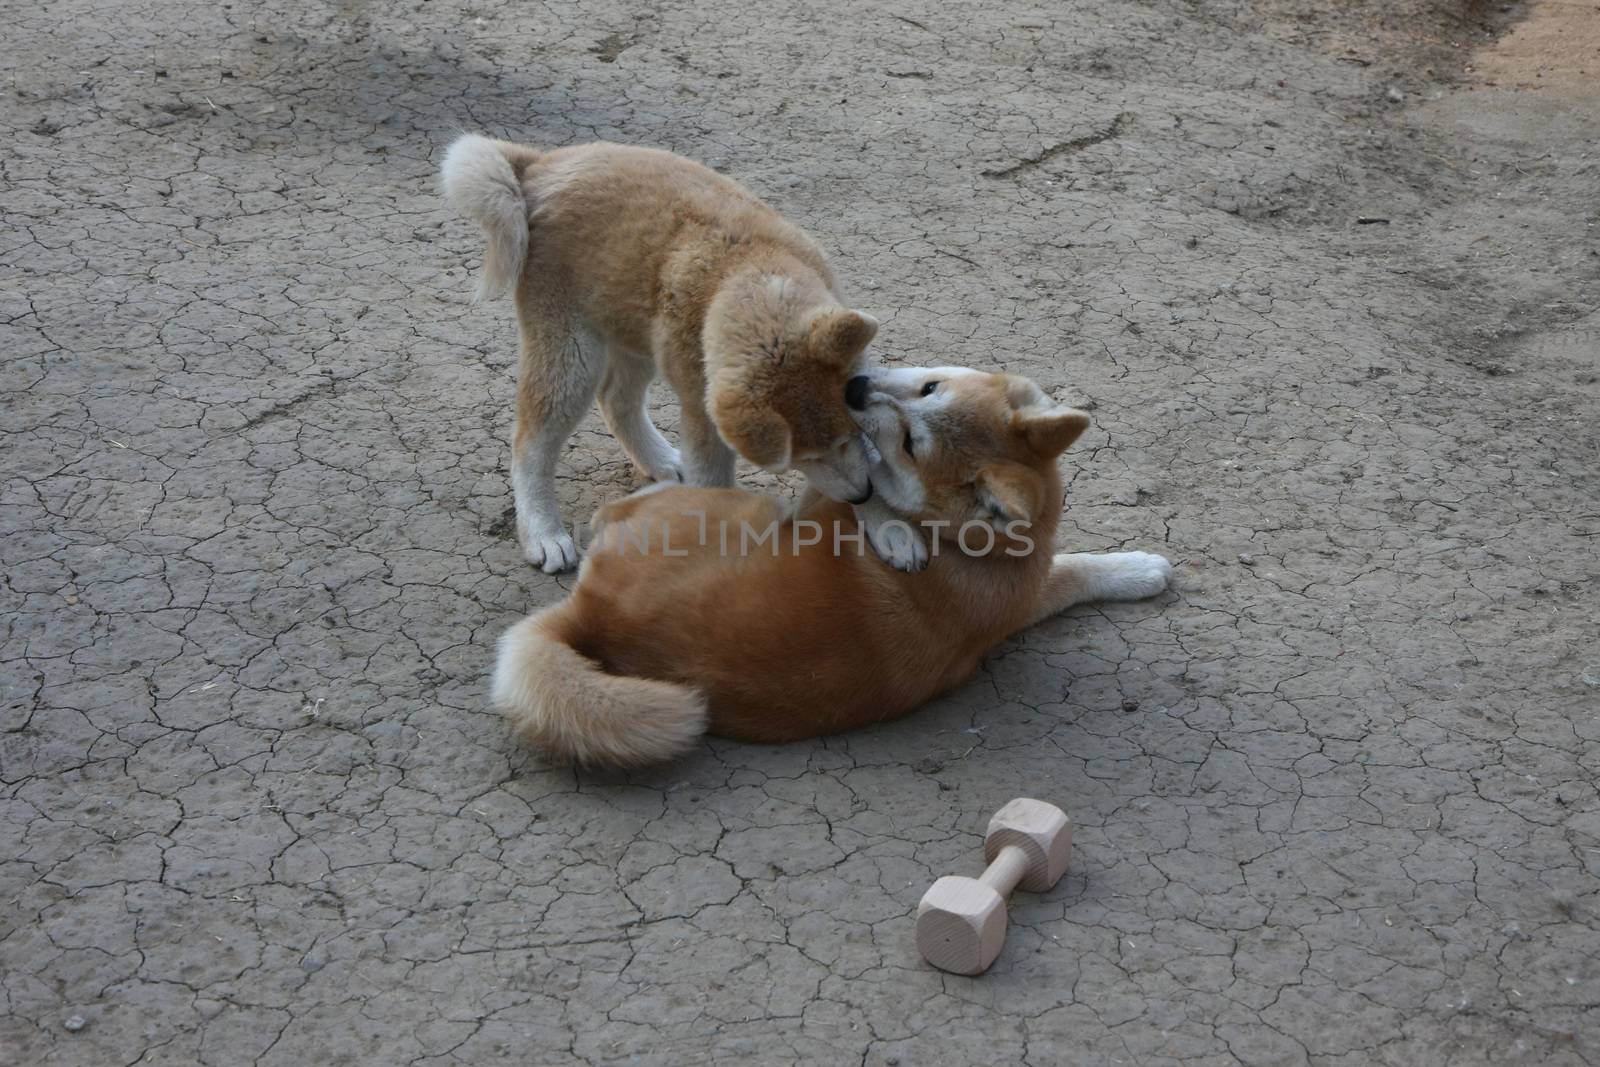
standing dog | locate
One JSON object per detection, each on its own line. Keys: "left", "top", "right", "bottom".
{"left": 442, "top": 135, "right": 878, "bottom": 572}
{"left": 491, "top": 368, "right": 1172, "bottom": 765}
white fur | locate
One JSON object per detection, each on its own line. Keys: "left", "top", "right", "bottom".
{"left": 856, "top": 495, "right": 928, "bottom": 571}
{"left": 440, "top": 134, "right": 529, "bottom": 302}
{"left": 797, "top": 452, "right": 863, "bottom": 501}
{"left": 763, "top": 275, "right": 797, "bottom": 307}
{"left": 688, "top": 439, "right": 738, "bottom": 486}
{"left": 510, "top": 328, "right": 607, "bottom": 572}
{"left": 1070, "top": 551, "right": 1173, "bottom": 602}
{"left": 598, "top": 351, "right": 684, "bottom": 483}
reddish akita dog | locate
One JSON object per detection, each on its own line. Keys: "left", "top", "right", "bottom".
{"left": 491, "top": 368, "right": 1172, "bottom": 765}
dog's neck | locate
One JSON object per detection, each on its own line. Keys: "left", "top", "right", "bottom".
{"left": 892, "top": 470, "right": 1066, "bottom": 633}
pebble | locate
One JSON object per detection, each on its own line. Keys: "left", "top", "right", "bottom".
{"left": 64, "top": 1015, "right": 86, "bottom": 1032}
{"left": 1238, "top": 553, "right": 1256, "bottom": 566}
{"left": 1121, "top": 698, "right": 1140, "bottom": 712}
{"left": 300, "top": 951, "right": 326, "bottom": 973}
{"left": 1581, "top": 666, "right": 1600, "bottom": 688}
{"left": 1386, "top": 86, "right": 1405, "bottom": 103}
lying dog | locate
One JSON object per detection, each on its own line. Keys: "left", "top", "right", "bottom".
{"left": 491, "top": 367, "right": 1172, "bottom": 765}
{"left": 442, "top": 135, "right": 879, "bottom": 572}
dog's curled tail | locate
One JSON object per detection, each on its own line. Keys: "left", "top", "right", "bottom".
{"left": 440, "top": 133, "right": 538, "bottom": 302}
{"left": 491, "top": 608, "right": 708, "bottom": 767}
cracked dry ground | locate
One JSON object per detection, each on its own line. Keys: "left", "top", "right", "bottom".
{"left": 3, "top": 0, "right": 1598, "bottom": 1063}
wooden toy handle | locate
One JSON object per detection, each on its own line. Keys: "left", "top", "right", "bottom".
{"left": 977, "top": 844, "right": 1029, "bottom": 899}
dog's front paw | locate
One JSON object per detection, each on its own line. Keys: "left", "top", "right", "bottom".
{"left": 1093, "top": 551, "right": 1172, "bottom": 600}
{"left": 523, "top": 530, "right": 580, "bottom": 574}
{"left": 644, "top": 448, "right": 685, "bottom": 485}
{"left": 868, "top": 519, "right": 929, "bottom": 573}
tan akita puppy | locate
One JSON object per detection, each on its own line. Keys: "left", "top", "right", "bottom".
{"left": 491, "top": 368, "right": 1172, "bottom": 765}
{"left": 442, "top": 135, "right": 879, "bottom": 572}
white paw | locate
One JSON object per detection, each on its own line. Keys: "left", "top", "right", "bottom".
{"left": 643, "top": 449, "right": 684, "bottom": 484}
{"left": 523, "top": 530, "right": 580, "bottom": 574}
{"left": 1094, "top": 551, "right": 1172, "bottom": 601}
{"left": 868, "top": 519, "right": 929, "bottom": 573}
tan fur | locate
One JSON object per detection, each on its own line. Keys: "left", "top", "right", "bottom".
{"left": 442, "top": 135, "right": 877, "bottom": 572}
{"left": 492, "top": 371, "right": 1170, "bottom": 765}
{"left": 491, "top": 610, "right": 707, "bottom": 766}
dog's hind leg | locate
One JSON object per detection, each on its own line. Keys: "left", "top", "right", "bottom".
{"left": 1021, "top": 551, "right": 1173, "bottom": 629}
{"left": 598, "top": 351, "right": 684, "bottom": 484}
{"left": 512, "top": 311, "right": 604, "bottom": 573}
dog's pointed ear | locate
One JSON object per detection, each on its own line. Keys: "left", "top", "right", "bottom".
{"left": 1015, "top": 405, "right": 1090, "bottom": 459}
{"left": 712, "top": 392, "right": 792, "bottom": 471}
{"left": 976, "top": 462, "right": 1045, "bottom": 524}
{"left": 811, "top": 308, "right": 879, "bottom": 362}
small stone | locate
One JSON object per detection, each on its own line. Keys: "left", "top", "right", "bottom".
{"left": 300, "top": 951, "right": 326, "bottom": 973}
{"left": 1386, "top": 86, "right": 1405, "bottom": 103}
{"left": 1237, "top": 553, "right": 1256, "bottom": 566}
{"left": 1581, "top": 666, "right": 1600, "bottom": 688}
{"left": 1121, "top": 698, "right": 1140, "bottom": 712}
{"left": 64, "top": 1015, "right": 86, "bottom": 1032}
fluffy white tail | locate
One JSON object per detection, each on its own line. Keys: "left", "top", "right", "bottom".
{"left": 440, "top": 134, "right": 532, "bottom": 302}
{"left": 491, "top": 609, "right": 708, "bottom": 767}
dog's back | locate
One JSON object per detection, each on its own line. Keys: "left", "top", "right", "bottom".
{"left": 442, "top": 137, "right": 830, "bottom": 324}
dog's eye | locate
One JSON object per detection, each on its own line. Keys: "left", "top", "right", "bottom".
{"left": 920, "top": 381, "right": 941, "bottom": 397}
{"left": 902, "top": 431, "right": 916, "bottom": 458}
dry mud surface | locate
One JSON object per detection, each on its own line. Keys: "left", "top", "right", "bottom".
{"left": 3, "top": 0, "right": 1598, "bottom": 1064}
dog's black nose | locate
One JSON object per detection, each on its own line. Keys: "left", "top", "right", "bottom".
{"left": 845, "top": 375, "right": 870, "bottom": 411}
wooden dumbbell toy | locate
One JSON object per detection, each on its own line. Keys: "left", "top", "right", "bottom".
{"left": 916, "top": 798, "right": 1072, "bottom": 975}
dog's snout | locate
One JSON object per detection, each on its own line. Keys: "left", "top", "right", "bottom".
{"left": 845, "top": 375, "right": 870, "bottom": 411}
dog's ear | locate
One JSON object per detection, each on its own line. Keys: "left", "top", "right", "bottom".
{"left": 976, "top": 462, "right": 1045, "bottom": 524}
{"left": 712, "top": 392, "right": 792, "bottom": 471}
{"left": 811, "top": 308, "right": 879, "bottom": 362}
{"left": 1014, "top": 405, "right": 1090, "bottom": 459}
{"left": 1003, "top": 375, "right": 1051, "bottom": 410}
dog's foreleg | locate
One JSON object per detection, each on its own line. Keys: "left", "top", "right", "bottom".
{"left": 598, "top": 351, "right": 684, "bottom": 484}
{"left": 679, "top": 404, "right": 736, "bottom": 487}
{"left": 657, "top": 344, "right": 736, "bottom": 487}
{"left": 513, "top": 329, "right": 604, "bottom": 573}
{"left": 1022, "top": 551, "right": 1172, "bottom": 628}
